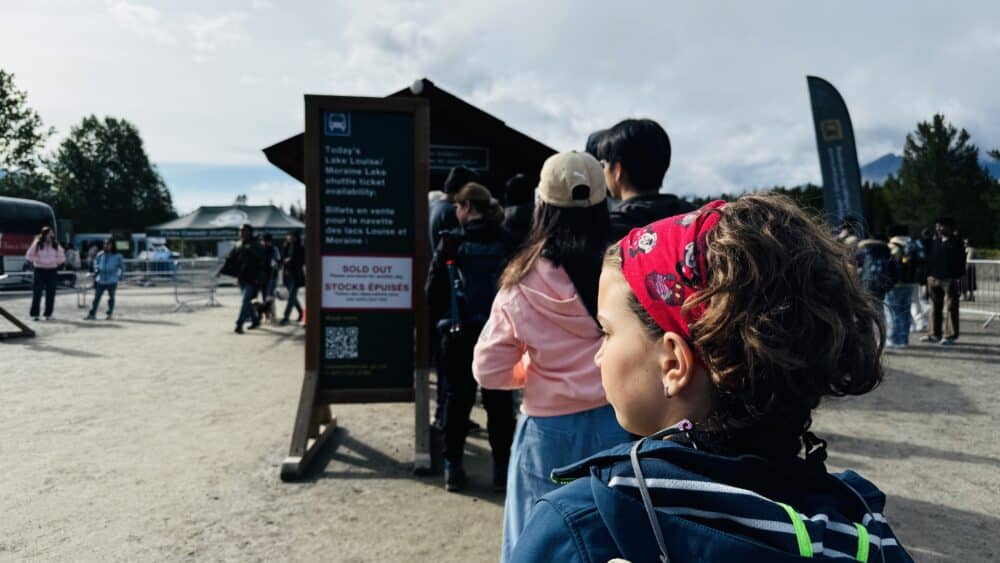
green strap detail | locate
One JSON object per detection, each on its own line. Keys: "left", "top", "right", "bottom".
{"left": 854, "top": 523, "right": 870, "bottom": 562}
{"left": 777, "top": 502, "right": 813, "bottom": 558}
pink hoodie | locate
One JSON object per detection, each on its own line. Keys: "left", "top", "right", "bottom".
{"left": 25, "top": 240, "right": 66, "bottom": 269}
{"left": 473, "top": 258, "right": 609, "bottom": 417}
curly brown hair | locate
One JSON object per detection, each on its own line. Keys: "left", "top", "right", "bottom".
{"left": 605, "top": 193, "right": 884, "bottom": 460}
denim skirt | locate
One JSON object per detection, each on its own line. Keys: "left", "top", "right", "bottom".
{"left": 500, "top": 404, "right": 631, "bottom": 562}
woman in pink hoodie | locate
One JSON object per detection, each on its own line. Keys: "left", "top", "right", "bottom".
{"left": 25, "top": 226, "right": 66, "bottom": 320}
{"left": 473, "top": 152, "right": 630, "bottom": 562}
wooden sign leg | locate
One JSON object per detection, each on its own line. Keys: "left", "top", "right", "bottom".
{"left": 413, "top": 368, "right": 432, "bottom": 475}
{"left": 281, "top": 369, "right": 337, "bottom": 482}
{"left": 0, "top": 306, "right": 36, "bottom": 340}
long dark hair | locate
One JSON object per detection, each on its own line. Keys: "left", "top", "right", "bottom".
{"left": 500, "top": 201, "right": 610, "bottom": 319}
{"left": 36, "top": 226, "right": 59, "bottom": 249}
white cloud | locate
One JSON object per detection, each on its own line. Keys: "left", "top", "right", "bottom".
{"left": 187, "top": 11, "right": 249, "bottom": 62}
{"left": 248, "top": 180, "right": 305, "bottom": 209}
{"left": 5, "top": 1, "right": 1000, "bottom": 197}
{"left": 105, "top": 0, "right": 176, "bottom": 44}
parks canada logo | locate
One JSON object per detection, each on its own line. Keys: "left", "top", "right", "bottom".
{"left": 211, "top": 209, "right": 250, "bottom": 228}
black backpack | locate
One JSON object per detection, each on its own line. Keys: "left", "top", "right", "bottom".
{"left": 890, "top": 238, "right": 922, "bottom": 285}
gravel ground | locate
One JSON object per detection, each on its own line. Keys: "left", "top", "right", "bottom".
{"left": 0, "top": 286, "right": 997, "bottom": 562}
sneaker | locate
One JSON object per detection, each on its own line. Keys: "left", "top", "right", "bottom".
{"left": 234, "top": 326, "right": 245, "bottom": 334}
{"left": 940, "top": 337, "right": 956, "bottom": 346}
{"left": 444, "top": 465, "right": 467, "bottom": 492}
{"left": 43, "top": 316, "right": 52, "bottom": 321}
{"left": 886, "top": 342, "right": 908, "bottom": 349}
{"left": 919, "top": 335, "right": 940, "bottom": 343}
{"left": 248, "top": 321, "right": 261, "bottom": 330}
{"left": 106, "top": 313, "right": 112, "bottom": 320}
{"left": 279, "top": 318, "right": 290, "bottom": 326}
{"left": 85, "top": 313, "right": 96, "bottom": 320}
{"left": 32, "top": 316, "right": 40, "bottom": 321}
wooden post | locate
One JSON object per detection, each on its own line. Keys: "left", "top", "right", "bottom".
{"left": 0, "top": 305, "right": 35, "bottom": 340}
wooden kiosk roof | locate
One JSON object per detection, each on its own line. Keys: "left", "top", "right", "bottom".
{"left": 262, "top": 78, "right": 556, "bottom": 197}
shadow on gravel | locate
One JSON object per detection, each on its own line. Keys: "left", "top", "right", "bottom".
{"left": 297, "top": 427, "right": 504, "bottom": 506}
{"left": 887, "top": 495, "right": 997, "bottom": 562}
{"left": 890, "top": 349, "right": 1000, "bottom": 365}
{"left": 110, "top": 317, "right": 181, "bottom": 326}
{"left": 822, "top": 431, "right": 1000, "bottom": 468}
{"left": 5, "top": 342, "right": 105, "bottom": 358}
{"left": 44, "top": 318, "right": 125, "bottom": 329}
{"left": 827, "top": 368, "right": 983, "bottom": 415}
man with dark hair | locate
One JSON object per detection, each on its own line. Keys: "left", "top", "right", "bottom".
{"left": 584, "top": 129, "right": 607, "bottom": 160}
{"left": 598, "top": 118, "right": 693, "bottom": 239}
{"left": 219, "top": 223, "right": 268, "bottom": 334}
{"left": 429, "top": 166, "right": 479, "bottom": 254}
{"left": 502, "top": 173, "right": 534, "bottom": 250}
{"left": 921, "top": 217, "right": 966, "bottom": 345}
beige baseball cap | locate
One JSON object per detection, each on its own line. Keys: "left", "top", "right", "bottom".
{"left": 537, "top": 151, "right": 607, "bottom": 208}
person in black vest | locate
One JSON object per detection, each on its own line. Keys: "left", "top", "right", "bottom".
{"left": 218, "top": 223, "right": 268, "bottom": 334}
{"left": 428, "top": 166, "right": 480, "bottom": 429}
{"left": 426, "top": 182, "right": 516, "bottom": 493}
{"left": 598, "top": 118, "right": 694, "bottom": 240}
{"left": 502, "top": 173, "right": 534, "bottom": 252}
{"left": 921, "top": 217, "right": 966, "bottom": 344}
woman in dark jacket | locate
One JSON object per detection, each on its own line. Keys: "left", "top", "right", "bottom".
{"left": 280, "top": 230, "right": 305, "bottom": 325}
{"left": 425, "top": 183, "right": 516, "bottom": 493}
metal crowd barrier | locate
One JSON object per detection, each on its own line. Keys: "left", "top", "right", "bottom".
{"left": 73, "top": 258, "right": 224, "bottom": 311}
{"left": 963, "top": 259, "right": 999, "bottom": 328}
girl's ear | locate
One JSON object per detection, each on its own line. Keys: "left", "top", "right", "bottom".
{"left": 660, "top": 332, "right": 695, "bottom": 398}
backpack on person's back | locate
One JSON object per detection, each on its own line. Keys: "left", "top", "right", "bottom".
{"left": 857, "top": 239, "right": 897, "bottom": 298}
{"left": 889, "top": 235, "right": 923, "bottom": 285}
{"left": 448, "top": 231, "right": 508, "bottom": 326}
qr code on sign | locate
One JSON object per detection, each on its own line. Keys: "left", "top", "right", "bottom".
{"left": 325, "top": 326, "right": 359, "bottom": 359}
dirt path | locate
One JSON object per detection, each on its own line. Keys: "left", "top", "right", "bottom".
{"left": 0, "top": 288, "right": 997, "bottom": 561}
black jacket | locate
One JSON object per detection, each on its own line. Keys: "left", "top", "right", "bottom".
{"left": 926, "top": 236, "right": 966, "bottom": 279}
{"left": 282, "top": 242, "right": 306, "bottom": 286}
{"left": 610, "top": 193, "right": 695, "bottom": 240}
{"left": 221, "top": 238, "right": 268, "bottom": 286}
{"left": 502, "top": 201, "right": 534, "bottom": 251}
{"left": 425, "top": 219, "right": 510, "bottom": 326}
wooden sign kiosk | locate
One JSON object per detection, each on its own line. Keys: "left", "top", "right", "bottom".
{"left": 281, "top": 96, "right": 431, "bottom": 481}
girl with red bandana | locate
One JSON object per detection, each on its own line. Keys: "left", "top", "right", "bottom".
{"left": 509, "top": 194, "right": 914, "bottom": 562}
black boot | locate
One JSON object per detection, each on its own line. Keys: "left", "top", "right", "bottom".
{"left": 444, "top": 462, "right": 467, "bottom": 492}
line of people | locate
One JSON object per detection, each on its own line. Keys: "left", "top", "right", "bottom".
{"left": 218, "top": 224, "right": 305, "bottom": 333}
{"left": 847, "top": 217, "right": 968, "bottom": 348}
{"left": 427, "top": 118, "right": 914, "bottom": 561}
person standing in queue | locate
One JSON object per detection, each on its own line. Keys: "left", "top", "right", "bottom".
{"left": 280, "top": 230, "right": 305, "bottom": 325}
{"left": 509, "top": 195, "right": 915, "bottom": 563}
{"left": 86, "top": 238, "right": 125, "bottom": 320}
{"left": 921, "top": 217, "right": 966, "bottom": 345}
{"left": 219, "top": 223, "right": 268, "bottom": 334}
{"left": 473, "top": 152, "right": 631, "bottom": 561}
{"left": 598, "top": 118, "right": 693, "bottom": 240}
{"left": 25, "top": 226, "right": 66, "bottom": 321}
{"left": 426, "top": 182, "right": 516, "bottom": 493}
{"left": 428, "top": 165, "right": 480, "bottom": 430}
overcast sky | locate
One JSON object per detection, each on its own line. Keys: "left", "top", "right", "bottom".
{"left": 3, "top": 1, "right": 1000, "bottom": 212}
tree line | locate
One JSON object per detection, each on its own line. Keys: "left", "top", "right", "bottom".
{"left": 0, "top": 69, "right": 176, "bottom": 234}
{"left": 692, "top": 113, "right": 1000, "bottom": 247}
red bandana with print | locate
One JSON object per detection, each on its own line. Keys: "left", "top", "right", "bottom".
{"left": 618, "top": 200, "right": 726, "bottom": 338}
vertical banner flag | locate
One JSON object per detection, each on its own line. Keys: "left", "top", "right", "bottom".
{"left": 807, "top": 76, "right": 865, "bottom": 234}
